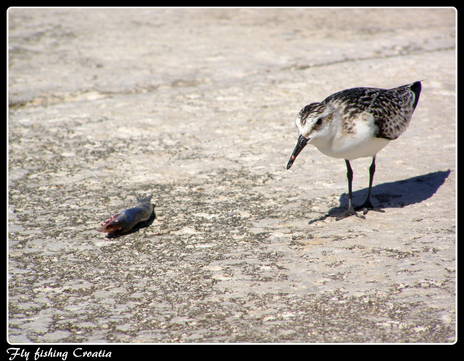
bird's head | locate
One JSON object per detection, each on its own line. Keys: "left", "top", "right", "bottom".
{"left": 287, "top": 102, "right": 334, "bottom": 169}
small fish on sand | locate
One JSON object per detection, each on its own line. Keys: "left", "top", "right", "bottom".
{"left": 97, "top": 195, "right": 156, "bottom": 238}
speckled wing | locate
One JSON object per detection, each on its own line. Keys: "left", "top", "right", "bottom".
{"left": 322, "top": 87, "right": 384, "bottom": 135}
{"left": 323, "top": 82, "right": 421, "bottom": 140}
{"left": 323, "top": 86, "right": 381, "bottom": 112}
{"left": 370, "top": 83, "right": 421, "bottom": 140}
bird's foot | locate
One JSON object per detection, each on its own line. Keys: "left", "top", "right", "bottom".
{"left": 354, "top": 200, "right": 385, "bottom": 215}
{"left": 335, "top": 207, "right": 366, "bottom": 221}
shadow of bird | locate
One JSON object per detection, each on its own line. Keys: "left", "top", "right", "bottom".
{"left": 309, "top": 169, "right": 451, "bottom": 223}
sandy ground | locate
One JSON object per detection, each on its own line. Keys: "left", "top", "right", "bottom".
{"left": 8, "top": 8, "right": 456, "bottom": 343}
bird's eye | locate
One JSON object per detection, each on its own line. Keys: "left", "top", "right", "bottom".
{"left": 315, "top": 118, "right": 323, "bottom": 126}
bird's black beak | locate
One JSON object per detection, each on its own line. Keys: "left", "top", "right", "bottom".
{"left": 287, "top": 135, "right": 308, "bottom": 169}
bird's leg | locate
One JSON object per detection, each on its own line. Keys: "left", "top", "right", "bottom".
{"left": 356, "top": 156, "right": 384, "bottom": 214}
{"left": 336, "top": 160, "right": 365, "bottom": 220}
{"left": 345, "top": 159, "right": 356, "bottom": 213}
{"left": 356, "top": 156, "right": 375, "bottom": 211}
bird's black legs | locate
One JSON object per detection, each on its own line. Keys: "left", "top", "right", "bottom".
{"left": 366, "top": 156, "right": 376, "bottom": 206}
{"left": 336, "top": 156, "right": 385, "bottom": 220}
{"left": 345, "top": 159, "right": 355, "bottom": 213}
{"left": 336, "top": 160, "right": 365, "bottom": 220}
{"left": 356, "top": 156, "right": 385, "bottom": 214}
{"left": 355, "top": 156, "right": 376, "bottom": 212}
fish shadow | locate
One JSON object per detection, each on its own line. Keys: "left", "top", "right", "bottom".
{"left": 106, "top": 210, "right": 157, "bottom": 239}
{"left": 310, "top": 170, "right": 451, "bottom": 222}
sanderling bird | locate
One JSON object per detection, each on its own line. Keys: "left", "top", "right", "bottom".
{"left": 286, "top": 81, "right": 422, "bottom": 219}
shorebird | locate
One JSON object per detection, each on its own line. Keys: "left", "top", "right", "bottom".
{"left": 286, "top": 81, "right": 422, "bottom": 219}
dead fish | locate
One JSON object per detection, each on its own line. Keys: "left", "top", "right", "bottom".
{"left": 97, "top": 195, "right": 156, "bottom": 238}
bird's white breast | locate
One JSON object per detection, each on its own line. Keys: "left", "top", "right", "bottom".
{"left": 310, "top": 112, "right": 390, "bottom": 160}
